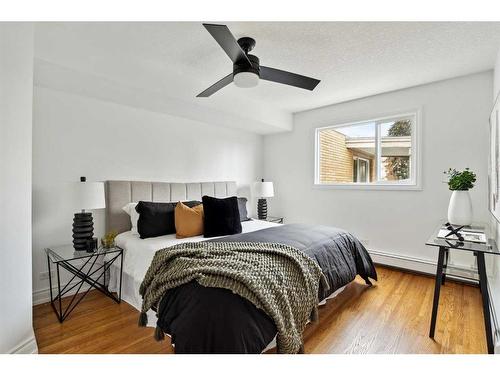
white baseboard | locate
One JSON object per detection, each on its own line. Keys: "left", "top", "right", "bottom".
{"left": 33, "top": 281, "right": 92, "bottom": 306}
{"left": 33, "top": 287, "right": 52, "bottom": 306}
{"left": 9, "top": 332, "right": 38, "bottom": 354}
{"left": 368, "top": 249, "right": 437, "bottom": 274}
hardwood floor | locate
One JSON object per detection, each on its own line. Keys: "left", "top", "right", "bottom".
{"left": 33, "top": 266, "right": 487, "bottom": 354}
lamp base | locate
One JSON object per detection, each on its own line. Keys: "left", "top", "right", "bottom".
{"left": 257, "top": 198, "right": 268, "bottom": 220}
{"left": 73, "top": 212, "right": 94, "bottom": 251}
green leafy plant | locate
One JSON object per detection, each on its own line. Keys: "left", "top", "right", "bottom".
{"left": 384, "top": 121, "right": 412, "bottom": 180}
{"left": 101, "top": 231, "right": 118, "bottom": 249}
{"left": 443, "top": 168, "right": 476, "bottom": 191}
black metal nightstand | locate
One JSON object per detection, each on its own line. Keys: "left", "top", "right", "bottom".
{"left": 258, "top": 216, "right": 284, "bottom": 224}
{"left": 45, "top": 245, "right": 123, "bottom": 322}
{"left": 426, "top": 226, "right": 500, "bottom": 354}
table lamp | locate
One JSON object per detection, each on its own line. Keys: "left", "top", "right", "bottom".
{"left": 72, "top": 177, "right": 105, "bottom": 251}
{"left": 253, "top": 179, "right": 274, "bottom": 220}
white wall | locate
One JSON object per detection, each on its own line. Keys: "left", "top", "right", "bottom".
{"left": 264, "top": 71, "right": 492, "bottom": 271}
{"left": 0, "top": 24, "right": 37, "bottom": 353}
{"left": 32, "top": 86, "right": 264, "bottom": 303}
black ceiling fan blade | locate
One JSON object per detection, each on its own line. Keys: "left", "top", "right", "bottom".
{"left": 196, "top": 73, "right": 234, "bottom": 97}
{"left": 203, "top": 23, "right": 252, "bottom": 66}
{"left": 260, "top": 66, "right": 320, "bottom": 91}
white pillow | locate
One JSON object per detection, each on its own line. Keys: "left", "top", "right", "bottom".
{"left": 122, "top": 202, "right": 139, "bottom": 234}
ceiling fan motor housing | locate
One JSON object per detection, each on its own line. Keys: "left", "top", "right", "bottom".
{"left": 237, "top": 37, "right": 256, "bottom": 53}
{"left": 233, "top": 54, "right": 260, "bottom": 78}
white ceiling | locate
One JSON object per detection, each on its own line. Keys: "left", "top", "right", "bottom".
{"left": 34, "top": 22, "right": 500, "bottom": 133}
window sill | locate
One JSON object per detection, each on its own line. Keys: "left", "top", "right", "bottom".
{"left": 313, "top": 182, "right": 422, "bottom": 191}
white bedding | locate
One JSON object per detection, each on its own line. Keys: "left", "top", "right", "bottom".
{"left": 108, "top": 219, "right": 280, "bottom": 321}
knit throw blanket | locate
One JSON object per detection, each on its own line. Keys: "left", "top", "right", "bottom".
{"left": 138, "top": 241, "right": 328, "bottom": 354}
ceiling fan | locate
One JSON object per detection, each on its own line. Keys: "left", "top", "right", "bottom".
{"left": 197, "top": 23, "right": 321, "bottom": 97}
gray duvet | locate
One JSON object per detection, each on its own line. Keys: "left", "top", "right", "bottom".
{"left": 156, "top": 223, "right": 377, "bottom": 353}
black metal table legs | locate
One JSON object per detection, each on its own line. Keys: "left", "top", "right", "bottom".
{"left": 429, "top": 247, "right": 494, "bottom": 354}
{"left": 429, "top": 246, "right": 445, "bottom": 339}
{"left": 441, "top": 249, "right": 449, "bottom": 285}
{"left": 47, "top": 250, "right": 123, "bottom": 323}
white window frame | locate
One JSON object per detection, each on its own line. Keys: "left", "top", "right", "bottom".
{"left": 353, "top": 156, "right": 370, "bottom": 183}
{"left": 314, "top": 110, "right": 422, "bottom": 190}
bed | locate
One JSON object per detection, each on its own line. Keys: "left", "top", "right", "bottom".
{"left": 105, "top": 180, "right": 377, "bottom": 353}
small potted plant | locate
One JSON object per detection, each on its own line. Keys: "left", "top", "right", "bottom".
{"left": 443, "top": 168, "right": 476, "bottom": 225}
{"left": 101, "top": 231, "right": 118, "bottom": 249}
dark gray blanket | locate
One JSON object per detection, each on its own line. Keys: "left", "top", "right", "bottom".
{"left": 157, "top": 223, "right": 377, "bottom": 353}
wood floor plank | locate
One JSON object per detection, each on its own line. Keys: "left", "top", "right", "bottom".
{"left": 33, "top": 266, "right": 487, "bottom": 354}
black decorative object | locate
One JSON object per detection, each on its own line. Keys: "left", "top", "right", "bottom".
{"left": 73, "top": 212, "right": 94, "bottom": 251}
{"left": 196, "top": 23, "right": 321, "bottom": 97}
{"left": 257, "top": 198, "right": 268, "bottom": 220}
{"left": 443, "top": 222, "right": 465, "bottom": 242}
{"left": 85, "top": 237, "right": 98, "bottom": 253}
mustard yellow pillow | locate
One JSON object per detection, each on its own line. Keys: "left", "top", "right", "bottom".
{"left": 175, "top": 202, "right": 204, "bottom": 239}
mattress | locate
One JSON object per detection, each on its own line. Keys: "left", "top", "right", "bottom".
{"left": 107, "top": 219, "right": 280, "bottom": 326}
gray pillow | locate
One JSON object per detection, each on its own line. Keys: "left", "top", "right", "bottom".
{"left": 237, "top": 197, "right": 250, "bottom": 222}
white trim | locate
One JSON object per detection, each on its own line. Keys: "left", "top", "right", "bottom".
{"left": 33, "top": 280, "right": 92, "bottom": 306}
{"left": 368, "top": 248, "right": 436, "bottom": 274}
{"left": 9, "top": 332, "right": 38, "bottom": 354}
{"left": 313, "top": 182, "right": 423, "bottom": 191}
{"left": 315, "top": 111, "right": 419, "bottom": 132}
{"left": 33, "top": 286, "right": 54, "bottom": 306}
{"left": 314, "top": 109, "right": 422, "bottom": 190}
{"left": 375, "top": 121, "right": 381, "bottom": 181}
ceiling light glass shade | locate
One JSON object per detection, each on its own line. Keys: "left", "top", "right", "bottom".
{"left": 233, "top": 71, "right": 259, "bottom": 88}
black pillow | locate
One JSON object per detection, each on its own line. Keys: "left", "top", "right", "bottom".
{"left": 202, "top": 196, "right": 242, "bottom": 238}
{"left": 237, "top": 197, "right": 250, "bottom": 221}
{"left": 136, "top": 200, "right": 200, "bottom": 239}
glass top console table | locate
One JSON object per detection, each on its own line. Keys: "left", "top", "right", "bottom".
{"left": 426, "top": 225, "right": 499, "bottom": 354}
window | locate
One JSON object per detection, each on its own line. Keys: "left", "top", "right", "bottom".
{"left": 315, "top": 112, "right": 420, "bottom": 189}
{"left": 353, "top": 157, "right": 370, "bottom": 183}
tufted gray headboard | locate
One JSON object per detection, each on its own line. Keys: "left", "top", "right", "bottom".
{"left": 105, "top": 180, "right": 237, "bottom": 234}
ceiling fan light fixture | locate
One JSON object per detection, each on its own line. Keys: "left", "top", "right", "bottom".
{"left": 196, "top": 24, "right": 320, "bottom": 97}
{"left": 233, "top": 71, "right": 259, "bottom": 88}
